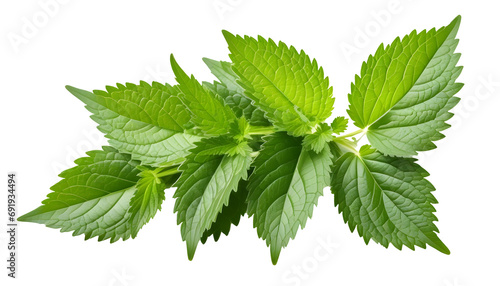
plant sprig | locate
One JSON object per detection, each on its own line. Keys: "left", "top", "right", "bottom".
{"left": 19, "top": 16, "right": 463, "bottom": 264}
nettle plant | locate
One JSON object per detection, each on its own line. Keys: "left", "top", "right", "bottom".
{"left": 20, "top": 16, "right": 463, "bottom": 264}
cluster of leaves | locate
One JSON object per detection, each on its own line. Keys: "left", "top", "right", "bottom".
{"left": 19, "top": 16, "right": 463, "bottom": 264}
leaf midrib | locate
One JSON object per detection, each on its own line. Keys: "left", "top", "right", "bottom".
{"left": 364, "top": 29, "right": 454, "bottom": 130}
{"left": 232, "top": 44, "right": 310, "bottom": 124}
{"left": 37, "top": 186, "right": 136, "bottom": 222}
{"left": 358, "top": 155, "right": 438, "bottom": 243}
{"left": 95, "top": 100, "right": 184, "bottom": 135}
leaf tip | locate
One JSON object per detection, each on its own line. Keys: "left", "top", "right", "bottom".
{"left": 169, "top": 53, "right": 178, "bottom": 67}
{"left": 433, "top": 240, "right": 451, "bottom": 255}
{"left": 202, "top": 57, "right": 221, "bottom": 71}
{"left": 186, "top": 238, "right": 199, "bottom": 261}
{"left": 270, "top": 246, "right": 281, "bottom": 265}
{"left": 442, "top": 247, "right": 451, "bottom": 255}
{"left": 446, "top": 15, "right": 462, "bottom": 36}
{"left": 201, "top": 57, "right": 214, "bottom": 65}
{"left": 17, "top": 208, "right": 42, "bottom": 223}
{"left": 65, "top": 85, "right": 99, "bottom": 108}
{"left": 222, "top": 30, "right": 236, "bottom": 44}
{"left": 450, "top": 15, "right": 462, "bottom": 27}
{"left": 170, "top": 54, "right": 188, "bottom": 83}
{"left": 17, "top": 213, "right": 29, "bottom": 222}
{"left": 187, "top": 246, "right": 196, "bottom": 261}
{"left": 221, "top": 29, "right": 233, "bottom": 37}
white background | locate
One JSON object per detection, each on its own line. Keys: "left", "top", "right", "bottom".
{"left": 1, "top": 1, "right": 499, "bottom": 285}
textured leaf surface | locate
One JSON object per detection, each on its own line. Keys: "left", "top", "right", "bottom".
{"left": 331, "top": 116, "right": 349, "bottom": 135}
{"left": 128, "top": 166, "right": 179, "bottom": 238}
{"left": 67, "top": 84, "right": 200, "bottom": 167}
{"left": 303, "top": 123, "right": 334, "bottom": 153}
{"left": 201, "top": 177, "right": 249, "bottom": 243}
{"left": 193, "top": 136, "right": 252, "bottom": 157}
{"left": 19, "top": 147, "right": 150, "bottom": 242}
{"left": 224, "top": 31, "right": 334, "bottom": 136}
{"left": 173, "top": 141, "right": 251, "bottom": 259}
{"left": 347, "top": 16, "right": 463, "bottom": 156}
{"left": 203, "top": 58, "right": 270, "bottom": 126}
{"left": 171, "top": 55, "right": 236, "bottom": 136}
{"left": 247, "top": 132, "right": 332, "bottom": 264}
{"left": 330, "top": 145, "right": 449, "bottom": 254}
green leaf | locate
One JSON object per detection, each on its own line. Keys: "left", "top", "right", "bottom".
{"left": 18, "top": 147, "right": 167, "bottom": 242}
{"left": 347, "top": 16, "right": 463, "bottom": 156}
{"left": 247, "top": 132, "right": 332, "bottom": 264}
{"left": 173, "top": 141, "right": 252, "bottom": 260}
{"left": 128, "top": 166, "right": 179, "bottom": 238}
{"left": 202, "top": 58, "right": 270, "bottom": 126}
{"left": 171, "top": 55, "right": 236, "bottom": 136}
{"left": 303, "top": 123, "right": 334, "bottom": 153}
{"left": 330, "top": 145, "right": 449, "bottom": 254}
{"left": 66, "top": 84, "right": 201, "bottom": 167}
{"left": 228, "top": 116, "right": 252, "bottom": 142}
{"left": 192, "top": 136, "right": 252, "bottom": 157}
{"left": 203, "top": 58, "right": 244, "bottom": 94}
{"left": 200, "top": 176, "right": 250, "bottom": 243}
{"left": 224, "top": 31, "right": 334, "bottom": 136}
{"left": 331, "top": 116, "right": 349, "bottom": 135}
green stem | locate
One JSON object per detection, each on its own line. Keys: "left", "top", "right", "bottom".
{"left": 335, "top": 138, "right": 359, "bottom": 154}
{"left": 334, "top": 128, "right": 366, "bottom": 140}
{"left": 156, "top": 167, "right": 181, "bottom": 178}
{"left": 357, "top": 131, "right": 367, "bottom": 142}
{"left": 248, "top": 125, "right": 275, "bottom": 135}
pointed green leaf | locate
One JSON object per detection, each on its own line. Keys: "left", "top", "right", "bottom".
{"left": 347, "top": 16, "right": 463, "bottom": 156}
{"left": 303, "top": 123, "right": 334, "bottom": 153}
{"left": 247, "top": 132, "right": 332, "bottom": 264}
{"left": 228, "top": 116, "right": 252, "bottom": 143}
{"left": 128, "top": 166, "right": 179, "bottom": 238}
{"left": 331, "top": 145, "right": 449, "bottom": 254}
{"left": 193, "top": 136, "right": 252, "bottom": 157}
{"left": 200, "top": 177, "right": 250, "bottom": 243}
{"left": 171, "top": 55, "right": 236, "bottom": 136}
{"left": 203, "top": 58, "right": 244, "bottom": 94}
{"left": 203, "top": 58, "right": 270, "bottom": 126}
{"left": 224, "top": 31, "right": 334, "bottom": 136}
{"left": 66, "top": 84, "right": 201, "bottom": 167}
{"left": 331, "top": 116, "right": 349, "bottom": 135}
{"left": 173, "top": 141, "right": 252, "bottom": 260}
{"left": 18, "top": 147, "right": 170, "bottom": 242}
